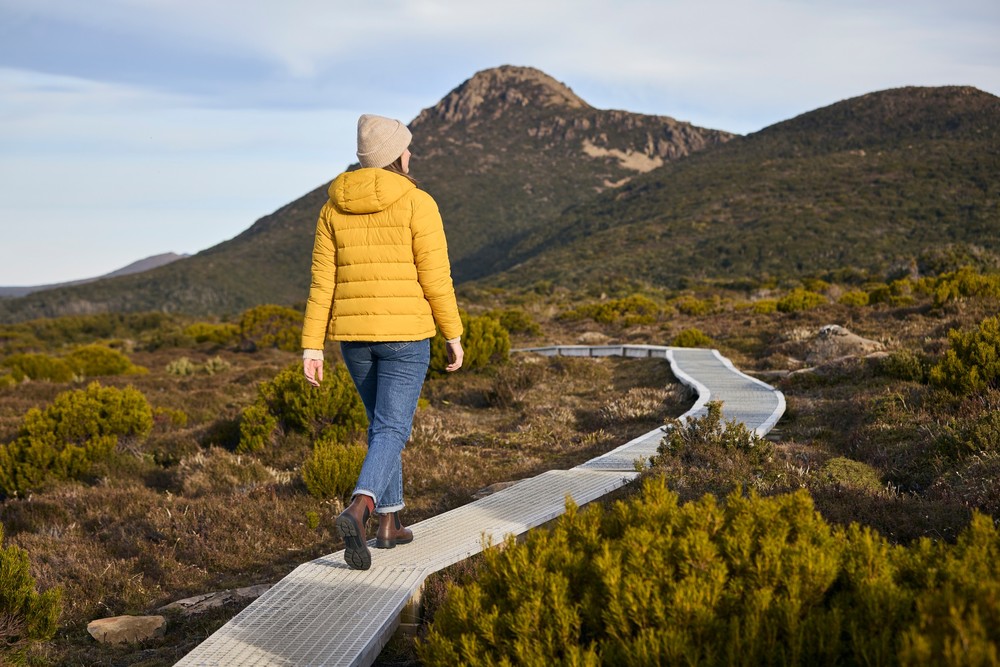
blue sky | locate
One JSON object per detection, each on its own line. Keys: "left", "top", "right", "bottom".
{"left": 1, "top": 0, "right": 998, "bottom": 286}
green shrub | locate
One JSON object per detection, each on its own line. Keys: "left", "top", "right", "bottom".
{"left": 65, "top": 344, "right": 145, "bottom": 377}
{"left": 656, "top": 400, "right": 774, "bottom": 465}
{"left": 802, "top": 278, "right": 831, "bottom": 293}
{"left": 838, "top": 290, "right": 870, "bottom": 307}
{"left": 817, "top": 457, "right": 884, "bottom": 493}
{"left": 483, "top": 308, "right": 541, "bottom": 336}
{"left": 202, "top": 356, "right": 231, "bottom": 375}
{"left": 183, "top": 322, "right": 239, "bottom": 346}
{"left": 932, "top": 267, "right": 1000, "bottom": 308}
{"left": 879, "top": 349, "right": 929, "bottom": 383}
{"left": 166, "top": 357, "right": 197, "bottom": 376}
{"left": 302, "top": 437, "right": 367, "bottom": 500}
{"left": 672, "top": 295, "right": 714, "bottom": 316}
{"left": 929, "top": 315, "right": 1000, "bottom": 394}
{"left": 0, "top": 383, "right": 153, "bottom": 497}
{"left": 672, "top": 327, "right": 714, "bottom": 348}
{"left": 560, "top": 294, "right": 661, "bottom": 326}
{"left": 419, "top": 477, "right": 1000, "bottom": 666}
{"left": 0, "top": 374, "right": 15, "bottom": 390}
{"left": 776, "top": 288, "right": 827, "bottom": 313}
{"left": 237, "top": 362, "right": 366, "bottom": 453}
{"left": 430, "top": 311, "right": 510, "bottom": 376}
{"left": 1, "top": 354, "right": 75, "bottom": 383}
{"left": 750, "top": 299, "right": 778, "bottom": 314}
{"left": 238, "top": 304, "right": 302, "bottom": 352}
{"left": 0, "top": 523, "right": 61, "bottom": 665}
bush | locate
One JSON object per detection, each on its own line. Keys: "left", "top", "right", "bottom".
{"left": 237, "top": 362, "right": 366, "bottom": 453}
{"left": 672, "top": 328, "right": 714, "bottom": 348}
{"left": 1, "top": 354, "right": 75, "bottom": 383}
{"left": 776, "top": 288, "right": 827, "bottom": 313}
{"left": 879, "top": 349, "right": 929, "bottom": 383}
{"left": 430, "top": 311, "right": 510, "bottom": 376}
{"left": 750, "top": 299, "right": 778, "bottom": 314}
{"left": 65, "top": 344, "right": 145, "bottom": 377}
{"left": 0, "top": 524, "right": 61, "bottom": 665}
{"left": 483, "top": 308, "right": 541, "bottom": 336}
{"left": 0, "top": 383, "right": 153, "bottom": 497}
{"left": 656, "top": 400, "right": 774, "bottom": 465}
{"left": 932, "top": 267, "right": 1000, "bottom": 308}
{"left": 183, "top": 322, "right": 239, "bottom": 347}
{"left": 560, "top": 294, "right": 661, "bottom": 326}
{"left": 672, "top": 295, "right": 714, "bottom": 316}
{"left": 302, "top": 438, "right": 367, "bottom": 500}
{"left": 419, "top": 477, "right": 1000, "bottom": 666}
{"left": 166, "top": 357, "right": 197, "bottom": 376}
{"left": 929, "top": 315, "right": 1000, "bottom": 394}
{"left": 838, "top": 290, "right": 870, "bottom": 307}
{"left": 238, "top": 304, "right": 302, "bottom": 352}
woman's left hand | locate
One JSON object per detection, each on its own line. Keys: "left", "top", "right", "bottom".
{"left": 304, "top": 358, "right": 324, "bottom": 386}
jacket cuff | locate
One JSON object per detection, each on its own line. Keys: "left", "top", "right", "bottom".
{"left": 303, "top": 349, "right": 324, "bottom": 361}
{"left": 445, "top": 337, "right": 461, "bottom": 344}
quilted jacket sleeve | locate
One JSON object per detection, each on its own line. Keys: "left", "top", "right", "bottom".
{"left": 301, "top": 204, "right": 337, "bottom": 350}
{"left": 411, "top": 192, "right": 463, "bottom": 341}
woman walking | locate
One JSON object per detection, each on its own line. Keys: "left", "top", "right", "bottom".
{"left": 302, "top": 114, "right": 464, "bottom": 570}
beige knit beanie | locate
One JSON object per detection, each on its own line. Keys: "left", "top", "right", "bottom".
{"left": 356, "top": 114, "right": 412, "bottom": 168}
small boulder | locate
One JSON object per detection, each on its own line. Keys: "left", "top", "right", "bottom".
{"left": 805, "top": 325, "right": 883, "bottom": 364}
{"left": 87, "top": 615, "right": 166, "bottom": 644}
{"left": 158, "top": 584, "right": 272, "bottom": 616}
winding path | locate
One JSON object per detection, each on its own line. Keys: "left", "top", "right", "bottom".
{"left": 176, "top": 346, "right": 784, "bottom": 667}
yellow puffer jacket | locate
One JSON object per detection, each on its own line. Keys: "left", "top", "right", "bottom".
{"left": 301, "top": 168, "right": 463, "bottom": 347}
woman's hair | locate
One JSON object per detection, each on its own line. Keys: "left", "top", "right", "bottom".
{"left": 382, "top": 155, "right": 417, "bottom": 185}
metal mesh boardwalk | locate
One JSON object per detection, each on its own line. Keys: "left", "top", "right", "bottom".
{"left": 176, "top": 346, "right": 784, "bottom": 666}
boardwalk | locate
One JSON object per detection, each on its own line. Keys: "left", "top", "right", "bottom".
{"left": 176, "top": 346, "right": 784, "bottom": 666}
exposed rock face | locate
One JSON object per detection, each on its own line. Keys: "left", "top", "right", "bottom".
{"left": 158, "top": 584, "right": 272, "bottom": 616}
{"left": 87, "top": 615, "right": 166, "bottom": 644}
{"left": 805, "top": 325, "right": 884, "bottom": 364}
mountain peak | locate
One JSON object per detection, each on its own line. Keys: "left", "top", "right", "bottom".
{"left": 414, "top": 65, "right": 590, "bottom": 126}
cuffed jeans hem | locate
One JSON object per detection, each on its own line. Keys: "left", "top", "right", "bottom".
{"left": 375, "top": 503, "right": 404, "bottom": 514}
{"left": 352, "top": 488, "right": 378, "bottom": 504}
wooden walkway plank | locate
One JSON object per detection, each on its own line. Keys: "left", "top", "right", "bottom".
{"left": 176, "top": 345, "right": 784, "bottom": 666}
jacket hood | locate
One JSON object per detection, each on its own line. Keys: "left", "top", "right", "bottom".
{"left": 328, "top": 168, "right": 415, "bottom": 214}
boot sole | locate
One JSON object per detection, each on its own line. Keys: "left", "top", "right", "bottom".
{"left": 335, "top": 514, "right": 371, "bottom": 570}
{"left": 375, "top": 535, "right": 413, "bottom": 549}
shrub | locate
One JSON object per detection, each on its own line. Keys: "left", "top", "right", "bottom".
{"left": 419, "top": 477, "right": 1000, "bottom": 666}
{"left": 238, "top": 304, "right": 302, "bottom": 352}
{"left": 302, "top": 437, "right": 367, "bottom": 500}
{"left": 751, "top": 299, "right": 778, "bottom": 314}
{"left": 202, "top": 356, "right": 232, "bottom": 375}
{"left": 672, "top": 295, "right": 714, "bottom": 316}
{"left": 483, "top": 308, "right": 541, "bottom": 336}
{"left": 0, "top": 383, "right": 153, "bottom": 497}
{"left": 672, "top": 327, "right": 714, "bottom": 348}
{"left": 166, "top": 357, "right": 198, "bottom": 376}
{"left": 183, "top": 322, "right": 239, "bottom": 347}
{"left": 560, "top": 294, "right": 661, "bottom": 326}
{"left": 0, "top": 524, "right": 61, "bottom": 665}
{"left": 65, "top": 344, "right": 145, "bottom": 377}
{"left": 932, "top": 267, "right": 1000, "bottom": 308}
{"left": 879, "top": 348, "right": 929, "bottom": 383}
{"left": 237, "top": 362, "right": 366, "bottom": 453}
{"left": 656, "top": 400, "right": 774, "bottom": 466}
{"left": 776, "top": 288, "right": 827, "bottom": 313}
{"left": 817, "top": 456, "right": 884, "bottom": 493}
{"left": 430, "top": 311, "right": 510, "bottom": 376}
{"left": 1, "top": 354, "right": 75, "bottom": 383}
{"left": 929, "top": 315, "right": 1000, "bottom": 394}
{"left": 838, "top": 290, "right": 870, "bottom": 307}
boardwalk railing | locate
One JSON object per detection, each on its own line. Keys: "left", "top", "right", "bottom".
{"left": 176, "top": 346, "right": 784, "bottom": 666}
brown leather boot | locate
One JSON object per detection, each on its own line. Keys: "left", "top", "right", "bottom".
{"left": 375, "top": 512, "right": 413, "bottom": 549}
{"left": 335, "top": 495, "right": 373, "bottom": 570}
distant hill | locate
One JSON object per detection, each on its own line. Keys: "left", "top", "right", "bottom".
{"left": 0, "top": 65, "right": 730, "bottom": 322}
{"left": 488, "top": 85, "right": 1000, "bottom": 290}
{"left": 0, "top": 253, "right": 187, "bottom": 298}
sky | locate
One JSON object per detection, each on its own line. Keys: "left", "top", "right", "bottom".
{"left": 1, "top": 0, "right": 998, "bottom": 286}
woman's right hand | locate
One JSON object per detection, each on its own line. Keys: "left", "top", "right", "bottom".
{"left": 304, "top": 358, "right": 324, "bottom": 387}
{"left": 445, "top": 340, "right": 464, "bottom": 372}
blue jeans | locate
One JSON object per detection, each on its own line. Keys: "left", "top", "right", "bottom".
{"left": 340, "top": 339, "right": 430, "bottom": 514}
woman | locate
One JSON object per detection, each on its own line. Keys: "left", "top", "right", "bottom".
{"left": 302, "top": 114, "right": 464, "bottom": 570}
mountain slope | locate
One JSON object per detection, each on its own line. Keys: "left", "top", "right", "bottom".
{"left": 0, "top": 253, "right": 188, "bottom": 298}
{"left": 0, "top": 65, "right": 731, "bottom": 322}
{"left": 489, "top": 86, "right": 1000, "bottom": 290}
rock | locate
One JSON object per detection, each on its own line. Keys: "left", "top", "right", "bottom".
{"left": 158, "top": 584, "right": 272, "bottom": 616}
{"left": 804, "top": 324, "right": 883, "bottom": 364}
{"left": 577, "top": 331, "right": 611, "bottom": 345}
{"left": 87, "top": 615, "right": 166, "bottom": 644}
